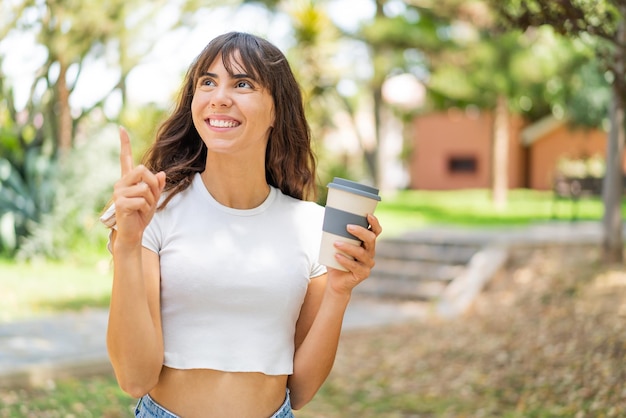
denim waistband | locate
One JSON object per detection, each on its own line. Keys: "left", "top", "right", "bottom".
{"left": 135, "top": 390, "right": 294, "bottom": 418}
{"left": 135, "top": 394, "right": 180, "bottom": 418}
{"left": 270, "top": 389, "right": 294, "bottom": 418}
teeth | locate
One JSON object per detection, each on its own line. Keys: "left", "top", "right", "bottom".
{"left": 209, "top": 119, "right": 239, "bottom": 128}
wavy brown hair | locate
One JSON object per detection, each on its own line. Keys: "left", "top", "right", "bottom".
{"left": 142, "top": 31, "right": 317, "bottom": 208}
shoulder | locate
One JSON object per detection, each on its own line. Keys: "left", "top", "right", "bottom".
{"left": 273, "top": 188, "right": 324, "bottom": 217}
{"left": 157, "top": 173, "right": 203, "bottom": 213}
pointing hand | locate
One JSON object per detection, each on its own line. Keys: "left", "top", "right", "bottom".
{"left": 112, "top": 126, "right": 166, "bottom": 244}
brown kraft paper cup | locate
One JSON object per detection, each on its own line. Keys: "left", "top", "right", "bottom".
{"left": 319, "top": 178, "right": 381, "bottom": 272}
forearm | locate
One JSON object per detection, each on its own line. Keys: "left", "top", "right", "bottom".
{"left": 288, "top": 286, "right": 351, "bottom": 409}
{"left": 107, "top": 240, "right": 163, "bottom": 397}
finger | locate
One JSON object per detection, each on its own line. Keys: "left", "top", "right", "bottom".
{"left": 367, "top": 214, "right": 383, "bottom": 236}
{"left": 122, "top": 182, "right": 157, "bottom": 207}
{"left": 347, "top": 224, "right": 376, "bottom": 248}
{"left": 334, "top": 251, "right": 373, "bottom": 281}
{"left": 136, "top": 166, "right": 163, "bottom": 201}
{"left": 119, "top": 126, "right": 134, "bottom": 177}
{"left": 156, "top": 171, "right": 166, "bottom": 192}
{"left": 334, "top": 241, "right": 375, "bottom": 269}
{"left": 116, "top": 195, "right": 148, "bottom": 211}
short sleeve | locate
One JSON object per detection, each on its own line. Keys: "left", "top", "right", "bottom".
{"left": 99, "top": 204, "right": 117, "bottom": 254}
{"left": 142, "top": 217, "right": 161, "bottom": 254}
{"left": 99, "top": 204, "right": 117, "bottom": 229}
{"left": 309, "top": 203, "right": 327, "bottom": 279}
{"left": 310, "top": 262, "right": 327, "bottom": 279}
{"left": 98, "top": 203, "right": 161, "bottom": 254}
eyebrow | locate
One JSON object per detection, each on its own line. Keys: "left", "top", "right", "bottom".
{"left": 201, "top": 72, "right": 256, "bottom": 81}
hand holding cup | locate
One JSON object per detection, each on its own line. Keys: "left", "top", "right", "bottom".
{"left": 319, "top": 178, "right": 381, "bottom": 272}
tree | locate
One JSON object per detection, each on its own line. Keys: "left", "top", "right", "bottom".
{"left": 350, "top": 0, "right": 457, "bottom": 187}
{"left": 428, "top": 19, "right": 595, "bottom": 207}
{"left": 0, "top": 0, "right": 211, "bottom": 157}
{"left": 492, "top": 0, "right": 626, "bottom": 262}
{"left": 0, "top": 0, "right": 216, "bottom": 255}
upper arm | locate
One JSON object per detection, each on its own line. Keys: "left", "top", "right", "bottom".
{"left": 294, "top": 273, "right": 327, "bottom": 351}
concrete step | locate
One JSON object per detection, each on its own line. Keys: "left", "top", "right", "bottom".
{"left": 356, "top": 275, "right": 449, "bottom": 300}
{"left": 360, "top": 236, "right": 482, "bottom": 300}
{"left": 376, "top": 238, "right": 480, "bottom": 264}
{"left": 373, "top": 258, "right": 466, "bottom": 282}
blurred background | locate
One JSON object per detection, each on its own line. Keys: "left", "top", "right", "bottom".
{"left": 0, "top": 0, "right": 621, "bottom": 263}
{"left": 1, "top": 0, "right": 626, "bottom": 416}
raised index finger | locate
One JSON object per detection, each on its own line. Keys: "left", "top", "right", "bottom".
{"left": 119, "top": 126, "right": 134, "bottom": 176}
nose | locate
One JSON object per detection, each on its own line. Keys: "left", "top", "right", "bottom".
{"left": 210, "top": 85, "right": 232, "bottom": 108}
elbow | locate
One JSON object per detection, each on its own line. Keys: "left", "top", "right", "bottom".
{"left": 110, "top": 356, "right": 162, "bottom": 399}
{"left": 289, "top": 389, "right": 316, "bottom": 411}
{"left": 290, "top": 397, "right": 312, "bottom": 411}
{"left": 116, "top": 373, "right": 159, "bottom": 399}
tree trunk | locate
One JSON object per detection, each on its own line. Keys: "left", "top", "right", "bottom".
{"left": 367, "top": 85, "right": 382, "bottom": 187}
{"left": 601, "top": 14, "right": 626, "bottom": 264}
{"left": 491, "top": 95, "right": 509, "bottom": 210}
{"left": 602, "top": 93, "right": 625, "bottom": 263}
{"left": 57, "top": 62, "right": 73, "bottom": 156}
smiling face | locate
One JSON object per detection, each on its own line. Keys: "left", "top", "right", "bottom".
{"left": 191, "top": 52, "right": 275, "bottom": 157}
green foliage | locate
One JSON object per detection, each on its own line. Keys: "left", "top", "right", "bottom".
{"left": 492, "top": 0, "right": 623, "bottom": 39}
{"left": 0, "top": 148, "right": 56, "bottom": 255}
{"left": 428, "top": 24, "right": 599, "bottom": 122}
{"left": 0, "top": 55, "right": 57, "bottom": 255}
{"left": 16, "top": 123, "right": 120, "bottom": 260}
{"left": 565, "top": 60, "right": 612, "bottom": 128}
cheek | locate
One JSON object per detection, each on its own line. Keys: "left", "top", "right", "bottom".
{"left": 191, "top": 94, "right": 201, "bottom": 115}
{"left": 190, "top": 95, "right": 204, "bottom": 126}
{"left": 267, "top": 102, "right": 276, "bottom": 128}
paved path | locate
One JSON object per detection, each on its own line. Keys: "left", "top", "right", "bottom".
{"left": 0, "top": 297, "right": 428, "bottom": 388}
{"left": 0, "top": 221, "right": 619, "bottom": 388}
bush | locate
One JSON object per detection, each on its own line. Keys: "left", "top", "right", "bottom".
{"left": 0, "top": 147, "right": 56, "bottom": 255}
{"left": 17, "top": 124, "right": 120, "bottom": 261}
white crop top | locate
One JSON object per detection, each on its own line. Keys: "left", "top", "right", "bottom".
{"left": 104, "top": 173, "right": 327, "bottom": 375}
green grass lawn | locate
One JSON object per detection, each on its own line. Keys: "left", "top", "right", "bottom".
{"left": 0, "top": 255, "right": 112, "bottom": 322}
{"left": 376, "top": 188, "right": 608, "bottom": 237}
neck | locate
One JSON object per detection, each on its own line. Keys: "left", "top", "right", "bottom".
{"left": 201, "top": 156, "right": 270, "bottom": 209}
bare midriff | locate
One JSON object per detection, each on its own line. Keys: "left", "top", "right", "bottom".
{"left": 149, "top": 366, "right": 289, "bottom": 418}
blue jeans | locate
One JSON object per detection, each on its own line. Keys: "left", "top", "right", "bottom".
{"left": 134, "top": 390, "right": 295, "bottom": 418}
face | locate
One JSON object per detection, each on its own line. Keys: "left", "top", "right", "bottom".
{"left": 191, "top": 52, "right": 275, "bottom": 156}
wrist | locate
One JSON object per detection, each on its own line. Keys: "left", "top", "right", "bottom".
{"left": 324, "top": 282, "right": 352, "bottom": 304}
{"left": 112, "top": 234, "right": 143, "bottom": 256}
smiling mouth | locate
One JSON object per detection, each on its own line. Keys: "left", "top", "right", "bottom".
{"left": 208, "top": 119, "right": 240, "bottom": 128}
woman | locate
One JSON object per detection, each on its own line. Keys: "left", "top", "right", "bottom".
{"left": 102, "top": 31, "right": 382, "bottom": 418}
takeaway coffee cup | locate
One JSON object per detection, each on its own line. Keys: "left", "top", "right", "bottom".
{"left": 319, "top": 178, "right": 381, "bottom": 271}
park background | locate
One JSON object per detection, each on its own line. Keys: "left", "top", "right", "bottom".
{"left": 2, "top": 0, "right": 626, "bottom": 417}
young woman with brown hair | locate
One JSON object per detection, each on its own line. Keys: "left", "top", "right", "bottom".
{"left": 101, "top": 31, "right": 381, "bottom": 418}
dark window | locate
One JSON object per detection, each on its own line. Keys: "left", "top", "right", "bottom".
{"left": 448, "top": 156, "right": 477, "bottom": 173}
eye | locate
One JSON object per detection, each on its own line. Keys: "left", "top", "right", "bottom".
{"left": 236, "top": 80, "right": 253, "bottom": 89}
{"left": 198, "top": 77, "right": 216, "bottom": 87}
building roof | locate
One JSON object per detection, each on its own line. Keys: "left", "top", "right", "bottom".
{"left": 520, "top": 115, "right": 565, "bottom": 146}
